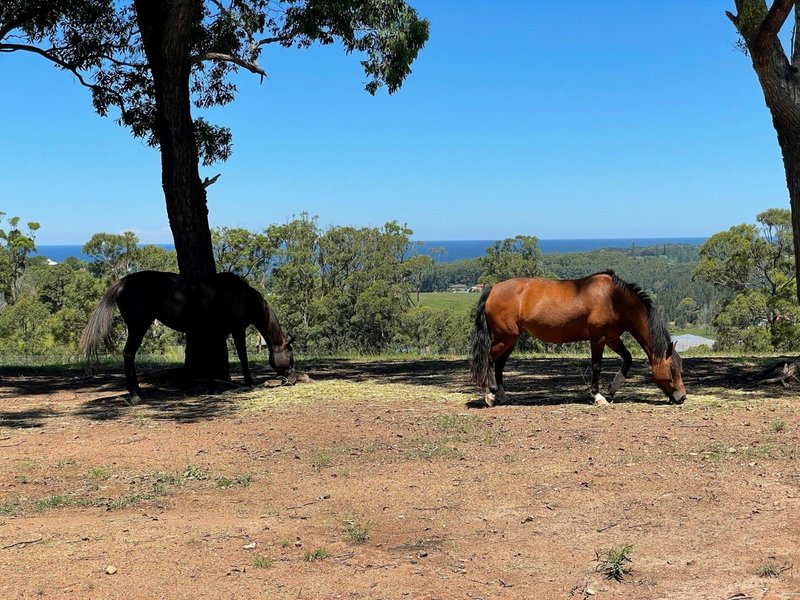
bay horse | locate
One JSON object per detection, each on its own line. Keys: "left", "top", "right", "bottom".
{"left": 80, "top": 271, "right": 295, "bottom": 403}
{"left": 469, "top": 270, "right": 686, "bottom": 407}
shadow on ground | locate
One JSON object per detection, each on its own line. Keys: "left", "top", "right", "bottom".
{"left": 1, "top": 355, "right": 795, "bottom": 428}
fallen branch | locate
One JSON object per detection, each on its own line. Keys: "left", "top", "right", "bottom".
{"left": 3, "top": 538, "right": 43, "bottom": 550}
{"left": 753, "top": 357, "right": 800, "bottom": 387}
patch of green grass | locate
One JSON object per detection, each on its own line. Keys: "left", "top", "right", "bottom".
{"left": 106, "top": 494, "right": 144, "bottom": 511}
{"left": 701, "top": 441, "right": 796, "bottom": 461}
{"left": 88, "top": 466, "right": 110, "bottom": 480}
{"left": 434, "top": 413, "right": 480, "bottom": 434}
{"left": 342, "top": 519, "right": 370, "bottom": 545}
{"left": 595, "top": 544, "right": 635, "bottom": 582}
{"left": 417, "top": 291, "right": 480, "bottom": 316}
{"left": 215, "top": 473, "right": 253, "bottom": 489}
{"left": 35, "top": 494, "right": 70, "bottom": 511}
{"left": 770, "top": 418, "right": 786, "bottom": 433}
{"left": 757, "top": 561, "right": 781, "bottom": 578}
{"left": 0, "top": 497, "right": 18, "bottom": 516}
{"left": 406, "top": 437, "right": 462, "bottom": 460}
{"left": 181, "top": 464, "right": 209, "bottom": 481}
{"left": 252, "top": 556, "right": 274, "bottom": 569}
{"left": 133, "top": 415, "right": 151, "bottom": 428}
{"left": 303, "top": 548, "right": 329, "bottom": 562}
{"left": 311, "top": 452, "right": 333, "bottom": 472}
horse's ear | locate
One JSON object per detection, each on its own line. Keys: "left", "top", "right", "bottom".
{"left": 666, "top": 341, "right": 674, "bottom": 358}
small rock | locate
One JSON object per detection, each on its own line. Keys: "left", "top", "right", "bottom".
{"left": 586, "top": 587, "right": 596, "bottom": 596}
{"left": 105, "top": 566, "right": 117, "bottom": 575}
{"left": 243, "top": 542, "right": 256, "bottom": 550}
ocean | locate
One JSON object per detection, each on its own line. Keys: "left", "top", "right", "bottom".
{"left": 35, "top": 237, "right": 707, "bottom": 265}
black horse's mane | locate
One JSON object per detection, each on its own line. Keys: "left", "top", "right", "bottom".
{"left": 596, "top": 270, "right": 672, "bottom": 358}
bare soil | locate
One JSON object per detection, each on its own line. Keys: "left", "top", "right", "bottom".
{"left": 1, "top": 356, "right": 799, "bottom": 599}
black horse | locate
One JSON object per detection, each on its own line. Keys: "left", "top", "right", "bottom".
{"left": 80, "top": 271, "right": 294, "bottom": 402}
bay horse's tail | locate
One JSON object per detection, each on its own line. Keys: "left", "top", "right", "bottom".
{"left": 79, "top": 279, "right": 122, "bottom": 365}
{"left": 469, "top": 285, "right": 493, "bottom": 388}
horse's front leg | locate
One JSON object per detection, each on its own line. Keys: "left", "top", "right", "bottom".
{"left": 231, "top": 329, "right": 253, "bottom": 387}
{"left": 606, "top": 338, "right": 632, "bottom": 398}
{"left": 589, "top": 340, "right": 609, "bottom": 406}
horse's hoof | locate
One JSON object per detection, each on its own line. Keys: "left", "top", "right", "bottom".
{"left": 128, "top": 394, "right": 142, "bottom": 406}
{"left": 593, "top": 393, "right": 609, "bottom": 406}
{"left": 485, "top": 391, "right": 496, "bottom": 407}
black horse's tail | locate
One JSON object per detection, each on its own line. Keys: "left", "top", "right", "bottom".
{"left": 469, "top": 285, "right": 493, "bottom": 388}
{"left": 79, "top": 279, "right": 122, "bottom": 365}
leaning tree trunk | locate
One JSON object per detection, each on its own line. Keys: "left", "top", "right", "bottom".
{"left": 134, "top": 0, "right": 230, "bottom": 383}
{"left": 729, "top": 0, "right": 800, "bottom": 383}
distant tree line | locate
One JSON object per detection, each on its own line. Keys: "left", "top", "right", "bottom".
{"left": 1, "top": 208, "right": 797, "bottom": 359}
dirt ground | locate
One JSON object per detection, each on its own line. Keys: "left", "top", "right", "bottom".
{"left": 0, "top": 355, "right": 799, "bottom": 599}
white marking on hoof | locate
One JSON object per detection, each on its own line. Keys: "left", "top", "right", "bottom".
{"left": 485, "top": 391, "right": 496, "bottom": 407}
{"left": 608, "top": 371, "right": 626, "bottom": 397}
{"left": 593, "top": 393, "right": 609, "bottom": 406}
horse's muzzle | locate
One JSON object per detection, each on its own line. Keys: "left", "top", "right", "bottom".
{"left": 670, "top": 391, "right": 686, "bottom": 405}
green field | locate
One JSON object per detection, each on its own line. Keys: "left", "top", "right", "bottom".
{"left": 417, "top": 291, "right": 479, "bottom": 316}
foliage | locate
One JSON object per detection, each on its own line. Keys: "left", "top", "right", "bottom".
{"left": 0, "top": 1, "right": 429, "bottom": 165}
{"left": 694, "top": 209, "right": 799, "bottom": 351}
{"left": 0, "top": 296, "right": 51, "bottom": 355}
{"left": 478, "top": 235, "right": 544, "bottom": 284}
{"left": 0, "top": 213, "right": 40, "bottom": 305}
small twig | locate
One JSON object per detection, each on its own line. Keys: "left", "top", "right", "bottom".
{"left": 596, "top": 522, "right": 619, "bottom": 533}
{"left": 286, "top": 496, "right": 329, "bottom": 511}
{"left": 0, "top": 440, "right": 24, "bottom": 447}
{"left": 3, "top": 538, "right": 43, "bottom": 550}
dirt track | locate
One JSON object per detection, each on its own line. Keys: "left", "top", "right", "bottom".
{"left": 0, "top": 356, "right": 798, "bottom": 599}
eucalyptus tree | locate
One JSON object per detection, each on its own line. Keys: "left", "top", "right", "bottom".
{"left": 727, "top": 1, "right": 800, "bottom": 305}
{"left": 2, "top": 0, "right": 428, "bottom": 378}
{"left": 0, "top": 213, "right": 40, "bottom": 306}
{"left": 478, "top": 235, "right": 544, "bottom": 285}
{"left": 694, "top": 208, "right": 798, "bottom": 350}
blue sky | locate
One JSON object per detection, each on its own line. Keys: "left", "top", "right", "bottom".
{"left": 0, "top": 1, "right": 791, "bottom": 244}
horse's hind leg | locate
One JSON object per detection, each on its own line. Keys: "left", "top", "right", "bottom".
{"left": 606, "top": 339, "right": 632, "bottom": 397}
{"left": 589, "top": 340, "right": 609, "bottom": 405}
{"left": 123, "top": 322, "right": 152, "bottom": 404}
{"left": 487, "top": 335, "right": 517, "bottom": 407}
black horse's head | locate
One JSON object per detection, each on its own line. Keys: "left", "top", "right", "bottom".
{"left": 269, "top": 336, "right": 296, "bottom": 384}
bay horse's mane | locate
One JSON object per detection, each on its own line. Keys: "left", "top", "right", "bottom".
{"left": 597, "top": 270, "right": 672, "bottom": 359}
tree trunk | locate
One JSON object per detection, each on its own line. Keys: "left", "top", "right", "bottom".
{"left": 775, "top": 125, "right": 800, "bottom": 305}
{"left": 133, "top": 0, "right": 229, "bottom": 384}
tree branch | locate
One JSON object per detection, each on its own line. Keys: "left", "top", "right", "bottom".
{"left": 202, "top": 174, "right": 221, "bottom": 188}
{"left": 257, "top": 35, "right": 291, "bottom": 46}
{"left": 793, "top": 3, "right": 800, "bottom": 64}
{"left": 0, "top": 42, "right": 95, "bottom": 89}
{"left": 754, "top": 0, "right": 794, "bottom": 51}
{"left": 191, "top": 52, "right": 265, "bottom": 79}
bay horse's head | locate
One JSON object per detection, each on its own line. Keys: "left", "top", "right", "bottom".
{"left": 651, "top": 342, "right": 686, "bottom": 404}
{"left": 611, "top": 272, "right": 687, "bottom": 404}
{"left": 269, "top": 335, "right": 296, "bottom": 384}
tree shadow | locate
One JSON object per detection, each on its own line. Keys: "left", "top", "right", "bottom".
{"left": 74, "top": 386, "right": 241, "bottom": 423}
{"left": 0, "top": 407, "right": 57, "bottom": 429}
{"left": 297, "top": 355, "right": 797, "bottom": 407}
